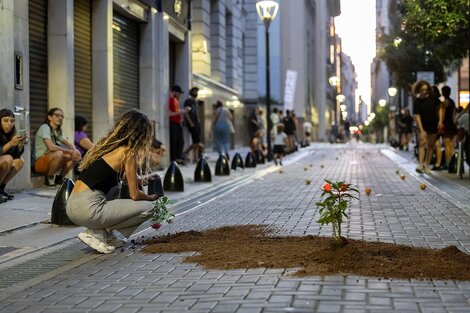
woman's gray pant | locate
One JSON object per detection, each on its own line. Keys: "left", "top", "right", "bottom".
{"left": 66, "top": 189, "right": 154, "bottom": 238}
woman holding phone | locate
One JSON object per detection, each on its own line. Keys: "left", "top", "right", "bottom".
{"left": 0, "top": 109, "right": 27, "bottom": 202}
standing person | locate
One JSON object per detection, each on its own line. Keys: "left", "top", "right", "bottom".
{"left": 412, "top": 81, "right": 443, "bottom": 174}
{"left": 168, "top": 85, "right": 188, "bottom": 165}
{"left": 282, "top": 110, "right": 295, "bottom": 153}
{"left": 440, "top": 86, "right": 458, "bottom": 170}
{"left": 66, "top": 109, "right": 159, "bottom": 254}
{"left": 399, "top": 109, "right": 413, "bottom": 151}
{"left": 74, "top": 115, "right": 94, "bottom": 156}
{"left": 302, "top": 119, "right": 313, "bottom": 145}
{"left": 431, "top": 85, "right": 444, "bottom": 170}
{"left": 248, "top": 108, "right": 259, "bottom": 152}
{"left": 272, "top": 123, "right": 287, "bottom": 166}
{"left": 210, "top": 100, "right": 233, "bottom": 160}
{"left": 183, "top": 87, "right": 204, "bottom": 163}
{"left": 0, "top": 109, "right": 27, "bottom": 202}
{"left": 34, "top": 108, "right": 81, "bottom": 187}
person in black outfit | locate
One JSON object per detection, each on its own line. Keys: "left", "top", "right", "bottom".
{"left": 0, "top": 109, "right": 26, "bottom": 202}
{"left": 440, "top": 86, "right": 458, "bottom": 169}
{"left": 248, "top": 108, "right": 260, "bottom": 152}
{"left": 399, "top": 108, "right": 413, "bottom": 151}
{"left": 282, "top": 110, "right": 295, "bottom": 153}
{"left": 412, "top": 80, "right": 444, "bottom": 174}
{"left": 183, "top": 87, "right": 204, "bottom": 163}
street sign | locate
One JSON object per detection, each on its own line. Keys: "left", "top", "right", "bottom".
{"left": 283, "top": 69, "right": 297, "bottom": 112}
{"left": 417, "top": 71, "right": 434, "bottom": 84}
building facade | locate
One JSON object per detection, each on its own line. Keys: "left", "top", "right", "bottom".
{"left": 1, "top": 0, "right": 192, "bottom": 189}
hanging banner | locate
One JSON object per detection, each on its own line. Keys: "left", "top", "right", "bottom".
{"left": 283, "top": 69, "right": 297, "bottom": 112}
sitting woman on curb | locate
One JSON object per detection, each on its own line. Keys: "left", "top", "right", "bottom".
{"left": 0, "top": 109, "right": 27, "bottom": 202}
{"left": 66, "top": 109, "right": 159, "bottom": 254}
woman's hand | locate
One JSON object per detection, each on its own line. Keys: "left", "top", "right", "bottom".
{"left": 147, "top": 194, "right": 159, "bottom": 201}
{"left": 9, "top": 135, "right": 23, "bottom": 147}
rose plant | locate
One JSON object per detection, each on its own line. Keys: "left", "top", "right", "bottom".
{"left": 151, "top": 196, "right": 175, "bottom": 230}
{"left": 316, "top": 180, "right": 359, "bottom": 242}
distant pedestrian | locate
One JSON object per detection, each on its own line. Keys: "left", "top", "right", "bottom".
{"left": 183, "top": 87, "right": 204, "bottom": 163}
{"left": 0, "top": 109, "right": 26, "bottom": 202}
{"left": 399, "top": 109, "right": 413, "bottom": 151}
{"left": 303, "top": 119, "right": 312, "bottom": 145}
{"left": 67, "top": 109, "right": 159, "bottom": 254}
{"left": 282, "top": 110, "right": 295, "bottom": 153}
{"left": 248, "top": 108, "right": 260, "bottom": 152}
{"left": 210, "top": 100, "right": 233, "bottom": 160}
{"left": 440, "top": 86, "right": 458, "bottom": 170}
{"left": 168, "top": 85, "right": 188, "bottom": 164}
{"left": 273, "top": 123, "right": 287, "bottom": 166}
{"left": 412, "top": 81, "right": 444, "bottom": 174}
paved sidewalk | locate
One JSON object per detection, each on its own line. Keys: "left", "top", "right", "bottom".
{"left": 0, "top": 142, "right": 469, "bottom": 313}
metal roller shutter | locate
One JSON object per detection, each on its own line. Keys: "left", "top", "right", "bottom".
{"left": 29, "top": 0, "right": 48, "bottom": 133}
{"left": 74, "top": 0, "right": 93, "bottom": 138}
{"left": 113, "top": 12, "right": 140, "bottom": 120}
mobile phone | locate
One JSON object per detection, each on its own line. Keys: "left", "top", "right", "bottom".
{"left": 17, "top": 129, "right": 26, "bottom": 137}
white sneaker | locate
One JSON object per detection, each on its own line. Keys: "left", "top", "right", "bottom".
{"left": 423, "top": 166, "right": 431, "bottom": 174}
{"left": 105, "top": 230, "right": 127, "bottom": 248}
{"left": 78, "top": 229, "right": 115, "bottom": 254}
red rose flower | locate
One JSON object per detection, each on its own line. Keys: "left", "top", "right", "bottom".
{"left": 323, "top": 183, "right": 332, "bottom": 192}
{"left": 151, "top": 223, "right": 162, "bottom": 230}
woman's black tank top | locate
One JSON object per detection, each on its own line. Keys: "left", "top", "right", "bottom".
{"left": 79, "top": 158, "right": 120, "bottom": 194}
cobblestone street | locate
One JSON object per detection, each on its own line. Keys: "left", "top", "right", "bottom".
{"left": 0, "top": 144, "right": 469, "bottom": 313}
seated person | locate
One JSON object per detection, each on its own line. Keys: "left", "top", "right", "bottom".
{"left": 0, "top": 109, "right": 27, "bottom": 202}
{"left": 74, "top": 115, "right": 94, "bottom": 156}
{"left": 34, "top": 108, "right": 81, "bottom": 187}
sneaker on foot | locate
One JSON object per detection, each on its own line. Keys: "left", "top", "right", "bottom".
{"left": 431, "top": 165, "right": 441, "bottom": 171}
{"left": 78, "top": 229, "right": 115, "bottom": 254}
{"left": 415, "top": 165, "right": 424, "bottom": 174}
{"left": 44, "top": 175, "right": 57, "bottom": 188}
{"left": 424, "top": 166, "right": 431, "bottom": 174}
{"left": 279, "top": 160, "right": 283, "bottom": 166}
{"left": 274, "top": 159, "right": 278, "bottom": 166}
{"left": 0, "top": 190, "right": 13, "bottom": 200}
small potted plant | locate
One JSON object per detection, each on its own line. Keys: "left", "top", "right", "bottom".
{"left": 151, "top": 196, "right": 175, "bottom": 230}
{"left": 316, "top": 180, "right": 359, "bottom": 247}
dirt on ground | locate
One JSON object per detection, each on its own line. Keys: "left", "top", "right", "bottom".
{"left": 142, "top": 225, "right": 470, "bottom": 281}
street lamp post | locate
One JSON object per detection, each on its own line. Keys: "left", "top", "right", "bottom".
{"left": 257, "top": 0, "right": 279, "bottom": 161}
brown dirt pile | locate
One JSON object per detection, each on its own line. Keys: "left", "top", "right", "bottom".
{"left": 142, "top": 225, "right": 470, "bottom": 281}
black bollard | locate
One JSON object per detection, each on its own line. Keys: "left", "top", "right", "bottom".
{"left": 245, "top": 151, "right": 257, "bottom": 168}
{"left": 148, "top": 175, "right": 165, "bottom": 197}
{"left": 194, "top": 158, "right": 212, "bottom": 182}
{"left": 231, "top": 152, "right": 244, "bottom": 170}
{"left": 51, "top": 178, "right": 75, "bottom": 225}
{"left": 163, "top": 161, "right": 184, "bottom": 192}
{"left": 255, "top": 149, "right": 265, "bottom": 164}
{"left": 215, "top": 155, "right": 230, "bottom": 176}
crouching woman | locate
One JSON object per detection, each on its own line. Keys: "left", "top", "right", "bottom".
{"left": 66, "top": 109, "right": 158, "bottom": 254}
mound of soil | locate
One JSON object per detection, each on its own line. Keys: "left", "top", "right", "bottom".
{"left": 142, "top": 225, "right": 470, "bottom": 281}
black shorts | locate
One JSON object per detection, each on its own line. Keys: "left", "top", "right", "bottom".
{"left": 273, "top": 145, "right": 285, "bottom": 155}
{"left": 189, "top": 126, "right": 201, "bottom": 144}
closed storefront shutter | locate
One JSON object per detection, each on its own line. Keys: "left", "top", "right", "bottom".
{"left": 29, "top": 0, "right": 48, "bottom": 133}
{"left": 113, "top": 12, "right": 140, "bottom": 120}
{"left": 74, "top": 0, "right": 93, "bottom": 138}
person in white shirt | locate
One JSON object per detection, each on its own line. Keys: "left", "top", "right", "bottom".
{"left": 303, "top": 120, "right": 313, "bottom": 145}
{"left": 273, "top": 123, "right": 288, "bottom": 166}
